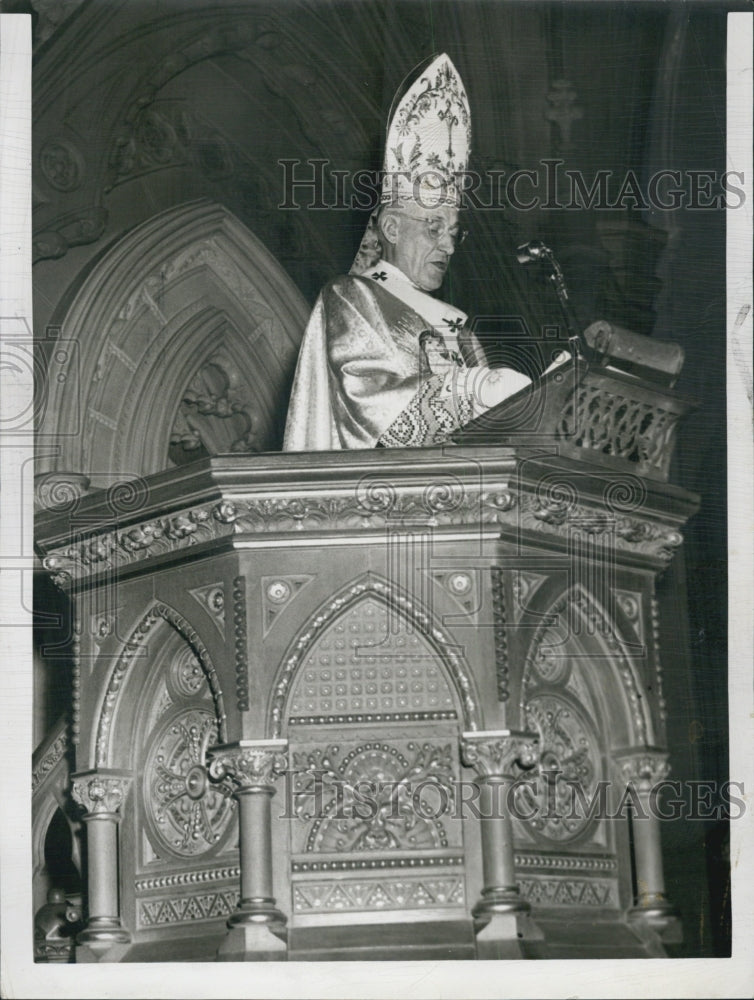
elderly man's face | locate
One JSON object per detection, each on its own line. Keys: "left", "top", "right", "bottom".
{"left": 387, "top": 204, "right": 461, "bottom": 291}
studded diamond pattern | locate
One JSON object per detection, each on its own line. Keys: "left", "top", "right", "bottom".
{"left": 288, "top": 597, "right": 455, "bottom": 719}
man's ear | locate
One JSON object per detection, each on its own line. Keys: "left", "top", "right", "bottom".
{"left": 379, "top": 210, "right": 400, "bottom": 246}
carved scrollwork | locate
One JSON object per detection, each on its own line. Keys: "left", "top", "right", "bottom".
{"left": 108, "top": 104, "right": 233, "bottom": 189}
{"left": 43, "top": 502, "right": 229, "bottom": 585}
{"left": 33, "top": 205, "right": 108, "bottom": 263}
{"left": 291, "top": 741, "right": 457, "bottom": 854}
{"left": 41, "top": 477, "right": 684, "bottom": 591}
{"left": 516, "top": 493, "right": 683, "bottom": 565}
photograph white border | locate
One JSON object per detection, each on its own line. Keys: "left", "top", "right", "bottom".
{"left": 1, "top": 8, "right": 751, "bottom": 998}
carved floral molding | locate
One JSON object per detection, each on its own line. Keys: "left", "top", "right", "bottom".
{"left": 32, "top": 730, "right": 69, "bottom": 795}
{"left": 40, "top": 482, "right": 684, "bottom": 588}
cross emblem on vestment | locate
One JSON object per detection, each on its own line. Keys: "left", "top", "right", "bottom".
{"left": 444, "top": 316, "right": 464, "bottom": 332}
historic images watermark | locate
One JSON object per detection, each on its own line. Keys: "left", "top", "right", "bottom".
{"left": 274, "top": 768, "right": 746, "bottom": 824}
{"left": 278, "top": 158, "right": 746, "bottom": 211}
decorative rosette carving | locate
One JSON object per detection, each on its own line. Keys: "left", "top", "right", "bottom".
{"left": 143, "top": 708, "right": 235, "bottom": 858}
{"left": 516, "top": 692, "right": 602, "bottom": 842}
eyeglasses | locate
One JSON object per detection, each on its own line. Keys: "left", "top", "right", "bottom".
{"left": 400, "top": 213, "right": 469, "bottom": 247}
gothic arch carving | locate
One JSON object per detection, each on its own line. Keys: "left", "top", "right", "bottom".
{"left": 517, "top": 583, "right": 653, "bottom": 749}
{"left": 32, "top": 719, "right": 81, "bottom": 915}
{"left": 269, "top": 573, "right": 482, "bottom": 737}
{"left": 38, "top": 200, "right": 310, "bottom": 486}
{"left": 94, "top": 602, "right": 228, "bottom": 769}
{"left": 506, "top": 584, "right": 653, "bottom": 849}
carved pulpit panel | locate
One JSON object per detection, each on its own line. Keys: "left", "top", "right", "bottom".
{"left": 284, "top": 597, "right": 469, "bottom": 927}
{"left": 129, "top": 627, "right": 239, "bottom": 936}
{"left": 288, "top": 735, "right": 466, "bottom": 919}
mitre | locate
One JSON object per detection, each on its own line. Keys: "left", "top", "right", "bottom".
{"left": 351, "top": 53, "right": 471, "bottom": 274}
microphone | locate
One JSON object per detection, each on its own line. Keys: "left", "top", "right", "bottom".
{"left": 516, "top": 240, "right": 550, "bottom": 265}
{"left": 516, "top": 240, "right": 590, "bottom": 363}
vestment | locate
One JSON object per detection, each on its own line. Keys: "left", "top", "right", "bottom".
{"left": 281, "top": 55, "right": 534, "bottom": 452}
{"left": 282, "top": 260, "right": 531, "bottom": 451}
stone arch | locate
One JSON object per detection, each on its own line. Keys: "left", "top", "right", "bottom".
{"left": 94, "top": 601, "right": 228, "bottom": 769}
{"left": 517, "top": 582, "right": 653, "bottom": 750}
{"left": 269, "top": 573, "right": 482, "bottom": 737}
{"left": 38, "top": 199, "right": 310, "bottom": 487}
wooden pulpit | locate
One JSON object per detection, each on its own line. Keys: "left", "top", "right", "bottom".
{"left": 35, "top": 322, "right": 699, "bottom": 963}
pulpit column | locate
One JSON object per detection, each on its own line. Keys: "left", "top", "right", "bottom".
{"left": 461, "top": 730, "right": 543, "bottom": 958}
{"left": 615, "top": 749, "right": 681, "bottom": 943}
{"left": 208, "top": 739, "right": 289, "bottom": 960}
{"left": 71, "top": 769, "right": 132, "bottom": 957}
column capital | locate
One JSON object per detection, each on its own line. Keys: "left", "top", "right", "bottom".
{"left": 461, "top": 729, "right": 539, "bottom": 779}
{"left": 71, "top": 769, "right": 133, "bottom": 816}
{"left": 208, "top": 739, "right": 289, "bottom": 792}
{"left": 614, "top": 748, "right": 670, "bottom": 791}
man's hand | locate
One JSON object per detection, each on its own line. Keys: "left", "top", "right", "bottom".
{"left": 450, "top": 365, "right": 532, "bottom": 418}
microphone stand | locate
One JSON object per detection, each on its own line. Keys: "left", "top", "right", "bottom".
{"left": 516, "top": 240, "right": 591, "bottom": 366}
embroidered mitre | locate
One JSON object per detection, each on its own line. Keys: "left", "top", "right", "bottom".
{"left": 351, "top": 53, "right": 471, "bottom": 275}
{"left": 382, "top": 52, "right": 470, "bottom": 208}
